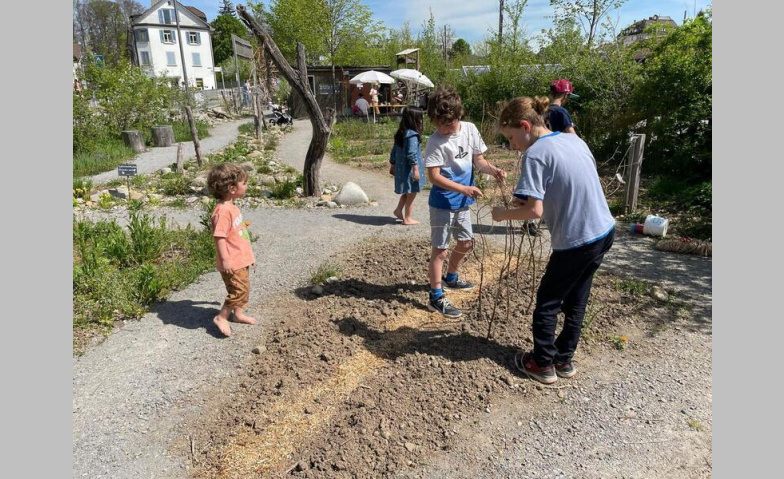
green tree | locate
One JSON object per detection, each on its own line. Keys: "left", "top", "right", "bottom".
{"left": 210, "top": 13, "right": 250, "bottom": 65}
{"left": 218, "top": 0, "right": 236, "bottom": 17}
{"left": 418, "top": 10, "right": 447, "bottom": 81}
{"left": 451, "top": 38, "right": 471, "bottom": 58}
{"left": 549, "top": 0, "right": 627, "bottom": 46}
{"left": 73, "top": 0, "right": 144, "bottom": 66}
{"left": 631, "top": 10, "right": 712, "bottom": 180}
{"left": 265, "top": 0, "right": 327, "bottom": 63}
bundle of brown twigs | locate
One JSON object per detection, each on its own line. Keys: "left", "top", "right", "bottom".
{"left": 655, "top": 237, "right": 712, "bottom": 257}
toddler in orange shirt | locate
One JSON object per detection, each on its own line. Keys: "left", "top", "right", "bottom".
{"left": 207, "top": 163, "right": 257, "bottom": 337}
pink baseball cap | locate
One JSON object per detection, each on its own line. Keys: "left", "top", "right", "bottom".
{"left": 551, "top": 79, "right": 579, "bottom": 99}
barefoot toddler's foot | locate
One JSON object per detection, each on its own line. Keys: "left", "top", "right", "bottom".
{"left": 213, "top": 316, "right": 232, "bottom": 336}
{"left": 393, "top": 210, "right": 404, "bottom": 221}
{"left": 403, "top": 218, "right": 420, "bottom": 225}
{"left": 233, "top": 313, "right": 257, "bottom": 325}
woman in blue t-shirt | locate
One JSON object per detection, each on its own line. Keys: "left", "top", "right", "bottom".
{"left": 388, "top": 107, "right": 426, "bottom": 225}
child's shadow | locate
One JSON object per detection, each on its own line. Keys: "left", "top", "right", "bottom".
{"left": 152, "top": 299, "right": 227, "bottom": 338}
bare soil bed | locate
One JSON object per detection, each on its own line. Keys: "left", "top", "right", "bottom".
{"left": 177, "top": 236, "right": 694, "bottom": 478}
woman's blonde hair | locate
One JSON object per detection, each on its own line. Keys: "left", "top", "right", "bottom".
{"left": 498, "top": 96, "right": 551, "bottom": 129}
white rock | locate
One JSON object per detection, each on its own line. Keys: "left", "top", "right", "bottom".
{"left": 334, "top": 182, "right": 369, "bottom": 206}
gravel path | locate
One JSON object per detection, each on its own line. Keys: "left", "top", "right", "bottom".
{"left": 87, "top": 117, "right": 254, "bottom": 185}
{"left": 73, "top": 119, "right": 712, "bottom": 478}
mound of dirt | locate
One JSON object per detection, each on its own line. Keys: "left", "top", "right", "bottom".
{"left": 180, "top": 237, "right": 682, "bottom": 478}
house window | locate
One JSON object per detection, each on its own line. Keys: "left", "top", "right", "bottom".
{"left": 135, "top": 29, "right": 149, "bottom": 42}
{"left": 166, "top": 52, "right": 177, "bottom": 66}
{"left": 187, "top": 32, "right": 200, "bottom": 45}
{"left": 140, "top": 51, "right": 151, "bottom": 66}
{"left": 159, "top": 8, "right": 175, "bottom": 25}
{"left": 161, "top": 30, "right": 175, "bottom": 44}
{"left": 195, "top": 78, "right": 204, "bottom": 89}
{"left": 192, "top": 53, "right": 201, "bottom": 67}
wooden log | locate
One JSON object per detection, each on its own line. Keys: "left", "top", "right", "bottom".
{"left": 176, "top": 143, "right": 184, "bottom": 174}
{"left": 121, "top": 130, "right": 145, "bottom": 153}
{"left": 151, "top": 125, "right": 175, "bottom": 147}
{"left": 184, "top": 106, "right": 203, "bottom": 166}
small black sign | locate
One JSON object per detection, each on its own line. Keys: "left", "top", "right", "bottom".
{"left": 118, "top": 163, "right": 138, "bottom": 177}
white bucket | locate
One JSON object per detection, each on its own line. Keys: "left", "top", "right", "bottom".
{"left": 643, "top": 215, "right": 668, "bottom": 237}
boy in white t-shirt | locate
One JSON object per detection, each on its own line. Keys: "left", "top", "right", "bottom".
{"left": 424, "top": 86, "right": 506, "bottom": 318}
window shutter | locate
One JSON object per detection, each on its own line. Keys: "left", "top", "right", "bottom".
{"left": 158, "top": 10, "right": 164, "bottom": 24}
{"left": 171, "top": 30, "right": 176, "bottom": 44}
{"left": 196, "top": 32, "right": 201, "bottom": 45}
{"left": 159, "top": 30, "right": 164, "bottom": 43}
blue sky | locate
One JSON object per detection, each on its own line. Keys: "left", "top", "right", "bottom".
{"left": 186, "top": 0, "right": 712, "bottom": 44}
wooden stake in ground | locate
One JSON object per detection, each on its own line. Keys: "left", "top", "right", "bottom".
{"left": 237, "top": 5, "right": 334, "bottom": 197}
{"left": 184, "top": 106, "right": 203, "bottom": 166}
{"left": 624, "top": 134, "right": 645, "bottom": 214}
{"left": 176, "top": 143, "right": 184, "bottom": 174}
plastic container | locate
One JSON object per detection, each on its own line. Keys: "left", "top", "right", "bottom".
{"left": 630, "top": 215, "right": 668, "bottom": 237}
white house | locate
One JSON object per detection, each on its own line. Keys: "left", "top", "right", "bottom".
{"left": 130, "top": 1, "right": 216, "bottom": 90}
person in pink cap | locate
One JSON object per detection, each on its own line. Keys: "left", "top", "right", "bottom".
{"left": 547, "top": 79, "right": 579, "bottom": 134}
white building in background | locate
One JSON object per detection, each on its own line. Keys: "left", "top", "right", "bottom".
{"left": 130, "top": 1, "right": 216, "bottom": 90}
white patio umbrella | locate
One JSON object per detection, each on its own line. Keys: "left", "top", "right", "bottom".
{"left": 348, "top": 70, "right": 394, "bottom": 123}
{"left": 390, "top": 69, "right": 435, "bottom": 88}
{"left": 348, "top": 70, "right": 395, "bottom": 85}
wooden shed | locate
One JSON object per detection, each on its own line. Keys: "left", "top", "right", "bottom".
{"left": 290, "top": 66, "right": 394, "bottom": 119}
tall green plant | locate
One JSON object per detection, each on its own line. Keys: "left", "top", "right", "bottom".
{"left": 631, "top": 11, "right": 712, "bottom": 181}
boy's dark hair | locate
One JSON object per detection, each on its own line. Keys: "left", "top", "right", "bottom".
{"left": 207, "top": 163, "right": 248, "bottom": 200}
{"left": 427, "top": 86, "right": 463, "bottom": 124}
{"left": 394, "top": 107, "right": 424, "bottom": 147}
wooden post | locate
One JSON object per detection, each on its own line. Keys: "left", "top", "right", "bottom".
{"left": 176, "top": 143, "right": 185, "bottom": 174}
{"left": 184, "top": 106, "right": 203, "bottom": 166}
{"left": 624, "top": 134, "right": 646, "bottom": 214}
{"left": 252, "top": 90, "right": 262, "bottom": 140}
{"left": 151, "top": 125, "right": 175, "bottom": 147}
{"left": 121, "top": 130, "right": 145, "bottom": 153}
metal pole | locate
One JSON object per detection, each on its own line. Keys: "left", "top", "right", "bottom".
{"left": 171, "top": 0, "right": 190, "bottom": 93}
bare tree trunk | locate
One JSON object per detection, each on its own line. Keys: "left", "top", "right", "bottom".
{"left": 126, "top": 25, "right": 138, "bottom": 66}
{"left": 237, "top": 5, "right": 332, "bottom": 197}
{"left": 184, "top": 106, "right": 203, "bottom": 166}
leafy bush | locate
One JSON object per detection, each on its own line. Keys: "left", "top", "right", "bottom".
{"left": 73, "top": 92, "right": 107, "bottom": 154}
{"left": 630, "top": 12, "right": 712, "bottom": 181}
{"left": 83, "top": 58, "right": 175, "bottom": 134}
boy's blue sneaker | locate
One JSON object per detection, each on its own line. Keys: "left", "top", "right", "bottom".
{"left": 443, "top": 276, "right": 475, "bottom": 291}
{"left": 428, "top": 296, "right": 462, "bottom": 318}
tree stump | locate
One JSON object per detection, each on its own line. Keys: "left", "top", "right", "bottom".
{"left": 121, "top": 130, "right": 145, "bottom": 153}
{"left": 151, "top": 125, "right": 175, "bottom": 147}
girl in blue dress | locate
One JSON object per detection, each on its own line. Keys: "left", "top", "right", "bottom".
{"left": 389, "top": 107, "right": 425, "bottom": 225}
{"left": 389, "top": 107, "right": 426, "bottom": 225}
